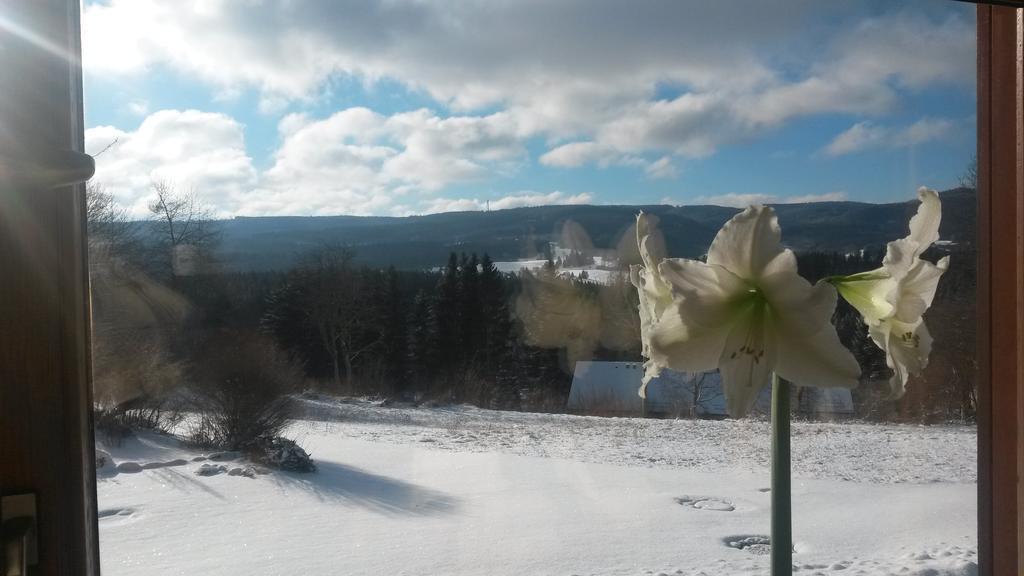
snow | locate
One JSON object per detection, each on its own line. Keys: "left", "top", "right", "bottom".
{"left": 97, "top": 399, "right": 977, "bottom": 575}
{"left": 494, "top": 259, "right": 548, "bottom": 273}
{"left": 492, "top": 260, "right": 623, "bottom": 285}
{"left": 559, "top": 268, "right": 621, "bottom": 285}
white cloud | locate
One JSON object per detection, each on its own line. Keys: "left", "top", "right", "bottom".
{"left": 785, "top": 192, "right": 849, "bottom": 204}
{"left": 537, "top": 11, "right": 971, "bottom": 167}
{"left": 87, "top": 107, "right": 533, "bottom": 217}
{"left": 823, "top": 122, "right": 888, "bottom": 157}
{"left": 127, "top": 99, "right": 149, "bottom": 116}
{"left": 683, "top": 191, "right": 848, "bottom": 208}
{"left": 645, "top": 156, "right": 679, "bottom": 180}
{"left": 81, "top": 3, "right": 974, "bottom": 215}
{"left": 824, "top": 118, "right": 955, "bottom": 156}
{"left": 688, "top": 194, "right": 776, "bottom": 208}
{"left": 247, "top": 107, "right": 526, "bottom": 215}
{"left": 82, "top": 1, "right": 788, "bottom": 109}
{"left": 423, "top": 192, "right": 593, "bottom": 214}
{"left": 540, "top": 142, "right": 616, "bottom": 168}
{"left": 83, "top": 2, "right": 974, "bottom": 171}
{"left": 893, "top": 118, "right": 956, "bottom": 146}
{"left": 539, "top": 142, "right": 646, "bottom": 170}
{"left": 85, "top": 109, "right": 257, "bottom": 217}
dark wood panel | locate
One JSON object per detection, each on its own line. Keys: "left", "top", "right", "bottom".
{"left": 976, "top": 5, "right": 1024, "bottom": 575}
{"left": 0, "top": 1, "right": 98, "bottom": 575}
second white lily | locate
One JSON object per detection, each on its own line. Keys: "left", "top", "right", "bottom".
{"left": 646, "top": 205, "right": 861, "bottom": 417}
{"left": 830, "top": 187, "right": 950, "bottom": 397}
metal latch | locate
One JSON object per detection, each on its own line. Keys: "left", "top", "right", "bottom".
{"left": 0, "top": 149, "right": 95, "bottom": 189}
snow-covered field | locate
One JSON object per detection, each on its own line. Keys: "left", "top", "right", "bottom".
{"left": 493, "top": 260, "right": 622, "bottom": 285}
{"left": 494, "top": 259, "right": 549, "bottom": 273}
{"left": 97, "top": 398, "right": 977, "bottom": 576}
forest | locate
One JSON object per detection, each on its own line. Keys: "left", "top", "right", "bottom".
{"left": 87, "top": 181, "right": 979, "bottom": 454}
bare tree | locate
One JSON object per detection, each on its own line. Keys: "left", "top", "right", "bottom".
{"left": 687, "top": 372, "right": 721, "bottom": 418}
{"left": 86, "top": 182, "right": 190, "bottom": 418}
{"left": 959, "top": 155, "right": 977, "bottom": 190}
{"left": 299, "top": 246, "right": 382, "bottom": 391}
{"left": 148, "top": 180, "right": 221, "bottom": 277}
{"left": 86, "top": 182, "right": 135, "bottom": 258}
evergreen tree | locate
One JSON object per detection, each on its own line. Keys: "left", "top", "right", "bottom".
{"left": 433, "top": 252, "right": 461, "bottom": 384}
{"left": 407, "top": 288, "right": 437, "bottom": 397}
{"left": 479, "top": 254, "right": 512, "bottom": 369}
{"left": 380, "top": 267, "right": 408, "bottom": 396}
{"left": 542, "top": 257, "right": 556, "bottom": 275}
{"left": 458, "top": 253, "right": 483, "bottom": 366}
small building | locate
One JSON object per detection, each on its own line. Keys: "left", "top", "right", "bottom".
{"left": 567, "top": 361, "right": 854, "bottom": 419}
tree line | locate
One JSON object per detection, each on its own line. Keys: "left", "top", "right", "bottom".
{"left": 87, "top": 181, "right": 980, "bottom": 428}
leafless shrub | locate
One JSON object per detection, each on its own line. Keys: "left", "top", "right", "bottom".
{"left": 94, "top": 402, "right": 182, "bottom": 446}
{"left": 188, "top": 331, "right": 302, "bottom": 450}
{"left": 570, "top": 387, "right": 640, "bottom": 416}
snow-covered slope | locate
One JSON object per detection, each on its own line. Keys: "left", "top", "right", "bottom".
{"left": 97, "top": 400, "right": 977, "bottom": 576}
{"left": 296, "top": 398, "right": 976, "bottom": 484}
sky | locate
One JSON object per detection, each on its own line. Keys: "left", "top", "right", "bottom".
{"left": 80, "top": 0, "right": 976, "bottom": 218}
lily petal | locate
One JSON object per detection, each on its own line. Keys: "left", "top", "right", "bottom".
{"left": 636, "top": 212, "right": 667, "bottom": 269}
{"left": 659, "top": 258, "right": 748, "bottom": 328}
{"left": 908, "top": 187, "right": 941, "bottom": 253}
{"left": 706, "top": 205, "right": 785, "bottom": 281}
{"left": 893, "top": 256, "right": 950, "bottom": 324}
{"left": 831, "top": 269, "right": 896, "bottom": 326}
{"left": 871, "top": 318, "right": 933, "bottom": 398}
{"left": 882, "top": 237, "right": 920, "bottom": 280}
{"left": 648, "top": 297, "right": 733, "bottom": 375}
{"left": 718, "top": 304, "right": 777, "bottom": 417}
{"left": 631, "top": 266, "right": 653, "bottom": 357}
{"left": 759, "top": 268, "right": 862, "bottom": 389}
{"left": 647, "top": 258, "right": 743, "bottom": 392}
{"left": 631, "top": 213, "right": 676, "bottom": 361}
{"left": 774, "top": 325, "right": 861, "bottom": 390}
{"left": 638, "top": 359, "right": 662, "bottom": 398}
{"left": 772, "top": 285, "right": 861, "bottom": 390}
{"left": 760, "top": 252, "right": 835, "bottom": 336}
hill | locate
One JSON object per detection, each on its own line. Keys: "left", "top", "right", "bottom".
{"left": 214, "top": 188, "right": 975, "bottom": 271}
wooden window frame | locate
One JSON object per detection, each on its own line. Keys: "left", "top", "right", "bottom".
{"left": 977, "top": 4, "right": 1024, "bottom": 574}
{"left": 1, "top": 2, "right": 1022, "bottom": 575}
{"left": 0, "top": 1, "right": 98, "bottom": 575}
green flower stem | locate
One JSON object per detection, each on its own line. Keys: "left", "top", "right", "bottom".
{"left": 771, "top": 372, "right": 792, "bottom": 576}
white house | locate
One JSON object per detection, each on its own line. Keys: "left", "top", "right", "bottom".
{"left": 567, "top": 361, "right": 854, "bottom": 419}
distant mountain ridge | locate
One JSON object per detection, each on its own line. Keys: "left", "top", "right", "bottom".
{"left": 215, "top": 188, "right": 975, "bottom": 272}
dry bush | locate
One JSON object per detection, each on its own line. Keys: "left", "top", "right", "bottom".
{"left": 91, "top": 329, "right": 184, "bottom": 408}
{"left": 188, "top": 331, "right": 303, "bottom": 450}
{"left": 89, "top": 237, "right": 191, "bottom": 410}
{"left": 94, "top": 403, "right": 182, "bottom": 446}
{"left": 570, "top": 387, "right": 640, "bottom": 417}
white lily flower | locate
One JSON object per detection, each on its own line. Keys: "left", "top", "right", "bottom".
{"left": 830, "top": 187, "right": 949, "bottom": 397}
{"left": 629, "top": 212, "right": 675, "bottom": 392}
{"left": 646, "top": 205, "right": 861, "bottom": 417}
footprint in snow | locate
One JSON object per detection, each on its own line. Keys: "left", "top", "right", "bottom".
{"left": 97, "top": 507, "right": 140, "bottom": 525}
{"left": 111, "top": 459, "right": 190, "bottom": 474}
{"left": 722, "top": 534, "right": 772, "bottom": 555}
{"left": 141, "top": 459, "right": 188, "bottom": 470}
{"left": 723, "top": 534, "right": 797, "bottom": 556}
{"left": 675, "top": 495, "right": 735, "bottom": 512}
{"left": 97, "top": 507, "right": 135, "bottom": 519}
{"left": 115, "top": 462, "right": 143, "bottom": 474}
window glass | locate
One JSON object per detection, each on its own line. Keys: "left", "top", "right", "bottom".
{"left": 83, "top": 1, "right": 977, "bottom": 574}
